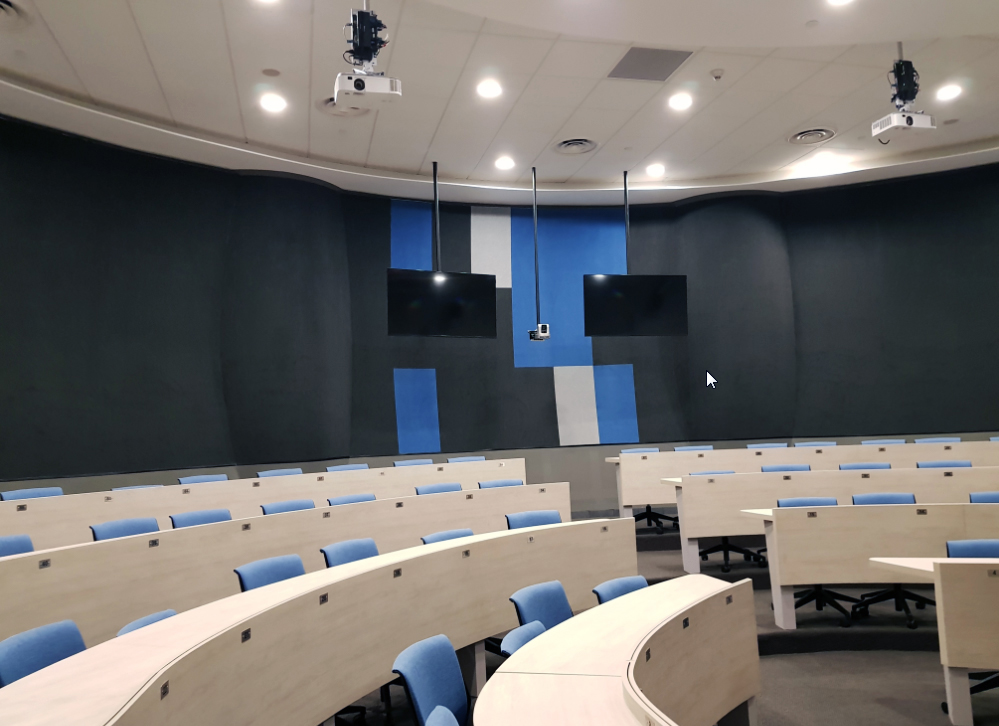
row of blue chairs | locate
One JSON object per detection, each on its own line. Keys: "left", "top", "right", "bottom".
{"left": 624, "top": 437, "right": 999, "bottom": 455}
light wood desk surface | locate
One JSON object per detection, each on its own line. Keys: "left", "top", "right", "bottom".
{"left": 0, "top": 519, "right": 637, "bottom": 726}
{"left": 0, "top": 458, "right": 527, "bottom": 550}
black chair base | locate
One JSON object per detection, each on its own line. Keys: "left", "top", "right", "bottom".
{"left": 940, "top": 671, "right": 999, "bottom": 715}
{"left": 699, "top": 537, "right": 767, "bottom": 572}
{"left": 634, "top": 505, "right": 678, "bottom": 534}
{"left": 795, "top": 585, "right": 859, "bottom": 627}
{"left": 333, "top": 705, "right": 366, "bottom": 725}
{"left": 851, "top": 584, "right": 935, "bottom": 629}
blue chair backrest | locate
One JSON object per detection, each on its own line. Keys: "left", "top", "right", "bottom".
{"left": 169, "top": 509, "right": 232, "bottom": 529}
{"left": 592, "top": 575, "right": 648, "bottom": 605}
{"left": 0, "top": 535, "right": 33, "bottom": 558}
{"left": 509, "top": 580, "right": 573, "bottom": 629}
{"left": 971, "top": 492, "right": 999, "bottom": 504}
{"left": 91, "top": 517, "right": 159, "bottom": 541}
{"left": 392, "top": 634, "right": 467, "bottom": 726}
{"left": 415, "top": 482, "right": 462, "bottom": 496}
{"left": 947, "top": 540, "right": 999, "bottom": 558}
{"left": 0, "top": 487, "right": 64, "bottom": 501}
{"left": 690, "top": 470, "right": 735, "bottom": 476}
{"left": 992, "top": 437, "right": 999, "bottom": 442}
{"left": 421, "top": 529, "right": 474, "bottom": 545}
{"left": 762, "top": 464, "right": 810, "bottom": 473}
{"left": 321, "top": 538, "right": 380, "bottom": 568}
{"left": 234, "top": 554, "right": 305, "bottom": 592}
{"left": 448, "top": 456, "right": 485, "bottom": 463}
{"left": 328, "top": 493, "right": 376, "bottom": 506}
{"left": 261, "top": 499, "right": 314, "bottom": 515}
{"left": 396, "top": 459, "right": 434, "bottom": 467}
{"left": 499, "top": 620, "right": 546, "bottom": 657}
{"left": 795, "top": 441, "right": 836, "bottom": 447}
{"left": 675, "top": 445, "right": 713, "bottom": 451}
{"left": 863, "top": 439, "right": 906, "bottom": 445}
{"left": 621, "top": 447, "right": 659, "bottom": 454}
{"left": 257, "top": 468, "right": 303, "bottom": 477}
{"left": 0, "top": 620, "right": 86, "bottom": 687}
{"left": 748, "top": 443, "right": 787, "bottom": 449}
{"left": 506, "top": 510, "right": 562, "bottom": 529}
{"left": 426, "top": 706, "right": 461, "bottom": 726}
{"left": 116, "top": 609, "right": 176, "bottom": 637}
{"left": 177, "top": 474, "right": 228, "bottom": 485}
{"left": 111, "top": 485, "right": 164, "bottom": 491}
{"left": 914, "top": 437, "right": 961, "bottom": 444}
{"left": 852, "top": 492, "right": 916, "bottom": 505}
{"left": 917, "top": 460, "right": 971, "bottom": 469}
{"left": 478, "top": 479, "right": 523, "bottom": 489}
{"left": 326, "top": 463, "right": 369, "bottom": 472}
{"left": 778, "top": 497, "right": 837, "bottom": 508}
{"left": 840, "top": 462, "right": 891, "bottom": 470}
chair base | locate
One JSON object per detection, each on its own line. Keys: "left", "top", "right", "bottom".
{"left": 332, "top": 705, "right": 366, "bottom": 725}
{"left": 699, "top": 537, "right": 767, "bottom": 573}
{"left": 794, "top": 585, "right": 859, "bottom": 627}
{"left": 852, "top": 584, "right": 935, "bottom": 629}
{"left": 635, "top": 505, "right": 678, "bottom": 534}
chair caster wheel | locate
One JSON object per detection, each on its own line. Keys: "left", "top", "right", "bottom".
{"left": 906, "top": 620, "right": 917, "bottom": 630}
{"left": 743, "top": 554, "right": 752, "bottom": 561}
{"left": 757, "top": 559, "right": 767, "bottom": 568}
{"left": 721, "top": 565, "right": 731, "bottom": 573}
{"left": 673, "top": 522, "right": 680, "bottom": 530}
{"left": 840, "top": 619, "right": 852, "bottom": 628}
{"left": 916, "top": 602, "right": 926, "bottom": 610}
{"left": 655, "top": 526, "right": 664, "bottom": 535}
{"left": 701, "top": 555, "right": 709, "bottom": 561}
{"left": 941, "top": 701, "right": 948, "bottom": 715}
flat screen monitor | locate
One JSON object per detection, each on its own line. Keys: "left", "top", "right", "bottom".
{"left": 387, "top": 269, "right": 497, "bottom": 338}
{"left": 583, "top": 274, "right": 688, "bottom": 336}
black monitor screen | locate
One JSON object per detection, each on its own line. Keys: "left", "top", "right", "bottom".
{"left": 584, "top": 274, "right": 688, "bottom": 336}
{"left": 387, "top": 269, "right": 497, "bottom": 338}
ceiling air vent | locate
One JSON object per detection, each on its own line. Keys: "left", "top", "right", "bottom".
{"left": 554, "top": 138, "right": 597, "bottom": 155}
{"left": 788, "top": 128, "right": 836, "bottom": 145}
{"left": 0, "top": 0, "right": 30, "bottom": 31}
{"left": 316, "top": 97, "right": 370, "bottom": 118}
{"left": 609, "top": 48, "right": 692, "bottom": 82}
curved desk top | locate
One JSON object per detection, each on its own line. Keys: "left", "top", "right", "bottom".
{"left": 0, "top": 519, "right": 637, "bottom": 726}
{"left": 474, "top": 575, "right": 760, "bottom": 726}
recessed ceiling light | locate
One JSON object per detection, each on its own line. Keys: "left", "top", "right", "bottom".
{"left": 477, "top": 79, "right": 502, "bottom": 99}
{"left": 827, "top": 0, "right": 854, "bottom": 6}
{"left": 260, "top": 92, "right": 287, "bottom": 113}
{"left": 936, "top": 84, "right": 962, "bottom": 101}
{"left": 646, "top": 163, "right": 666, "bottom": 178}
{"left": 262, "top": 69, "right": 281, "bottom": 77}
{"left": 258, "top": 0, "right": 279, "bottom": 4}
{"left": 794, "top": 150, "right": 852, "bottom": 177}
{"left": 495, "top": 156, "right": 515, "bottom": 170}
{"left": 668, "top": 92, "right": 693, "bottom": 111}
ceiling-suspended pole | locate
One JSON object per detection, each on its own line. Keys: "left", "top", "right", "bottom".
{"left": 623, "top": 170, "right": 630, "bottom": 274}
{"left": 433, "top": 161, "right": 441, "bottom": 272}
{"left": 533, "top": 166, "right": 541, "bottom": 327}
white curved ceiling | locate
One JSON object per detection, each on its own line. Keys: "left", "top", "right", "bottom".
{"left": 1, "top": 0, "right": 998, "bottom": 205}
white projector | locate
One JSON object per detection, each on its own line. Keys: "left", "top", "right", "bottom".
{"left": 872, "top": 112, "right": 935, "bottom": 137}
{"left": 334, "top": 73, "right": 402, "bottom": 108}
{"left": 529, "top": 324, "right": 550, "bottom": 341}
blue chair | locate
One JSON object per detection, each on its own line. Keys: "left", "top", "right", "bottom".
{"left": 947, "top": 540, "right": 999, "bottom": 558}
{"left": 421, "top": 529, "right": 474, "bottom": 545}
{"left": 499, "top": 620, "right": 546, "bottom": 656}
{"left": 396, "top": 459, "right": 434, "bottom": 467}
{"left": 327, "top": 463, "right": 369, "bottom": 472}
{"left": 260, "top": 499, "right": 314, "bottom": 515}
{"left": 747, "top": 443, "right": 787, "bottom": 449}
{"left": 257, "top": 468, "right": 303, "bottom": 477}
{"left": 992, "top": 437, "right": 999, "bottom": 442}
{"left": 91, "top": 517, "right": 159, "bottom": 542}
{"left": 851, "top": 493, "right": 933, "bottom": 628}
{"left": 111, "top": 485, "right": 164, "bottom": 491}
{"left": 426, "top": 706, "right": 461, "bottom": 726}
{"left": 0, "top": 487, "right": 63, "bottom": 501}
{"left": 505, "top": 510, "right": 561, "bottom": 529}
{"left": 177, "top": 474, "right": 228, "bottom": 485}
{"left": 116, "top": 609, "right": 176, "bottom": 637}
{"left": 0, "top": 535, "right": 33, "bottom": 558}
{"left": 621, "top": 447, "right": 659, "bottom": 454}
{"left": 971, "top": 492, "right": 999, "bottom": 504}
{"left": 328, "top": 493, "right": 376, "bottom": 506}
{"left": 863, "top": 439, "right": 906, "bottom": 445}
{"left": 840, "top": 462, "right": 891, "bottom": 470}
{"left": 448, "top": 456, "right": 485, "bottom": 463}
{"left": 0, "top": 620, "right": 86, "bottom": 687}
{"left": 690, "top": 470, "right": 735, "bottom": 476}
{"left": 169, "top": 509, "right": 232, "bottom": 529}
{"left": 592, "top": 575, "right": 648, "bottom": 604}
{"left": 478, "top": 479, "right": 523, "bottom": 489}
{"left": 914, "top": 437, "right": 961, "bottom": 444}
{"left": 917, "top": 460, "right": 971, "bottom": 469}
{"left": 392, "top": 634, "right": 468, "bottom": 726}
{"left": 795, "top": 442, "right": 836, "bottom": 447}
{"left": 415, "top": 483, "right": 461, "bottom": 496}
{"left": 509, "top": 580, "right": 573, "bottom": 630}
{"left": 321, "top": 538, "right": 379, "bottom": 568}
{"left": 762, "top": 464, "right": 811, "bottom": 473}
{"left": 234, "top": 554, "right": 305, "bottom": 592}
{"left": 777, "top": 497, "right": 838, "bottom": 508}
{"left": 674, "top": 445, "right": 713, "bottom": 451}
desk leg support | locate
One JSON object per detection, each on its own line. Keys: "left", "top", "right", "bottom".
{"left": 620, "top": 506, "right": 633, "bottom": 519}
{"left": 943, "top": 666, "right": 973, "bottom": 726}
{"left": 772, "top": 586, "right": 796, "bottom": 630}
{"left": 681, "top": 537, "right": 700, "bottom": 574}
{"left": 458, "top": 640, "right": 487, "bottom": 698}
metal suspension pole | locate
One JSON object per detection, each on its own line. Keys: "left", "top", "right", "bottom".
{"left": 532, "top": 167, "right": 541, "bottom": 326}
{"left": 433, "top": 161, "right": 441, "bottom": 272}
{"left": 897, "top": 41, "right": 904, "bottom": 61}
{"left": 623, "top": 170, "right": 630, "bottom": 273}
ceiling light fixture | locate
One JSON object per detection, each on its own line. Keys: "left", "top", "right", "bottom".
{"left": 794, "top": 150, "right": 852, "bottom": 178}
{"left": 668, "top": 92, "right": 693, "bottom": 111}
{"left": 477, "top": 79, "right": 502, "bottom": 99}
{"left": 646, "top": 163, "right": 666, "bottom": 178}
{"left": 260, "top": 92, "right": 287, "bottom": 113}
{"left": 495, "top": 156, "right": 515, "bottom": 170}
{"left": 827, "top": 0, "right": 854, "bottom": 6}
{"left": 936, "top": 84, "right": 962, "bottom": 101}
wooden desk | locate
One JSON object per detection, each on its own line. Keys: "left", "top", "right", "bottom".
{"left": 0, "top": 519, "right": 636, "bottom": 726}
{"left": 0, "top": 458, "right": 527, "bottom": 550}
{"left": 609, "top": 441, "right": 999, "bottom": 511}
{"left": 0, "top": 482, "right": 569, "bottom": 648}
{"left": 744, "top": 504, "right": 999, "bottom": 630}
{"left": 474, "top": 575, "right": 760, "bottom": 726}
{"left": 872, "top": 557, "right": 999, "bottom": 726}
{"left": 675, "top": 467, "right": 999, "bottom": 573}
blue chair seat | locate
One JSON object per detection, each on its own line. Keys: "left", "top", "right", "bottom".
{"left": 840, "top": 462, "right": 891, "bottom": 470}
{"left": 0, "top": 487, "right": 64, "bottom": 501}
{"left": 971, "top": 492, "right": 999, "bottom": 504}
{"left": 0, "top": 535, "right": 33, "bottom": 558}
{"left": 91, "top": 517, "right": 159, "bottom": 541}
{"left": 415, "top": 483, "right": 461, "bottom": 496}
{"left": 421, "top": 529, "right": 474, "bottom": 545}
{"left": 478, "top": 479, "right": 523, "bottom": 489}
{"left": 853, "top": 492, "right": 916, "bottom": 505}
{"left": 947, "top": 540, "right": 999, "bottom": 558}
{"left": 762, "top": 464, "right": 811, "bottom": 473}
{"left": 917, "top": 460, "right": 971, "bottom": 469}
{"left": 914, "top": 437, "right": 961, "bottom": 444}
{"left": 690, "top": 470, "right": 735, "bottom": 476}
{"left": 111, "top": 485, "right": 164, "bottom": 491}
{"left": 177, "top": 474, "right": 228, "bottom": 485}
{"left": 327, "top": 463, "right": 369, "bottom": 472}
{"left": 392, "top": 634, "right": 468, "bottom": 726}
{"left": 117, "top": 609, "right": 176, "bottom": 637}
{"left": 795, "top": 441, "right": 836, "bottom": 447}
{"left": 0, "top": 620, "right": 86, "bottom": 687}
{"left": 862, "top": 439, "right": 905, "bottom": 445}
{"left": 395, "top": 459, "right": 434, "bottom": 467}
{"left": 234, "top": 554, "right": 305, "bottom": 592}
{"left": 592, "top": 575, "right": 648, "bottom": 604}
{"left": 261, "top": 499, "right": 314, "bottom": 515}
{"left": 509, "top": 580, "right": 573, "bottom": 629}
{"left": 674, "top": 445, "right": 713, "bottom": 451}
{"left": 448, "top": 456, "right": 485, "bottom": 463}
{"left": 322, "top": 538, "right": 380, "bottom": 567}
{"left": 505, "top": 510, "right": 561, "bottom": 529}
{"left": 170, "top": 509, "right": 232, "bottom": 528}
{"left": 778, "top": 497, "right": 837, "bottom": 508}
{"left": 257, "top": 468, "right": 303, "bottom": 477}
{"left": 499, "top": 620, "right": 546, "bottom": 656}
{"left": 328, "top": 493, "right": 376, "bottom": 506}
{"left": 747, "top": 443, "right": 787, "bottom": 449}
{"left": 621, "top": 447, "right": 659, "bottom": 454}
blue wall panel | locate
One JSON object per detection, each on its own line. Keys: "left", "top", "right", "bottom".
{"left": 594, "top": 364, "right": 639, "bottom": 444}
{"left": 393, "top": 368, "right": 441, "bottom": 454}
{"left": 390, "top": 200, "right": 433, "bottom": 271}
{"left": 512, "top": 208, "right": 627, "bottom": 368}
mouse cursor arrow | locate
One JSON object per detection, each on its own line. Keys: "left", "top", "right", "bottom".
{"left": 706, "top": 371, "right": 717, "bottom": 388}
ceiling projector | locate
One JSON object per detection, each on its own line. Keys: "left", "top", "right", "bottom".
{"left": 334, "top": 73, "right": 402, "bottom": 107}
{"left": 333, "top": 5, "right": 401, "bottom": 108}
{"left": 872, "top": 43, "right": 934, "bottom": 138}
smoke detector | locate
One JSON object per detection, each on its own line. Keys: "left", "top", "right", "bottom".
{"left": 788, "top": 128, "right": 836, "bottom": 145}
{"left": 554, "top": 138, "right": 597, "bottom": 155}
{"left": 316, "top": 97, "right": 370, "bottom": 118}
{"left": 0, "top": 0, "right": 31, "bottom": 31}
